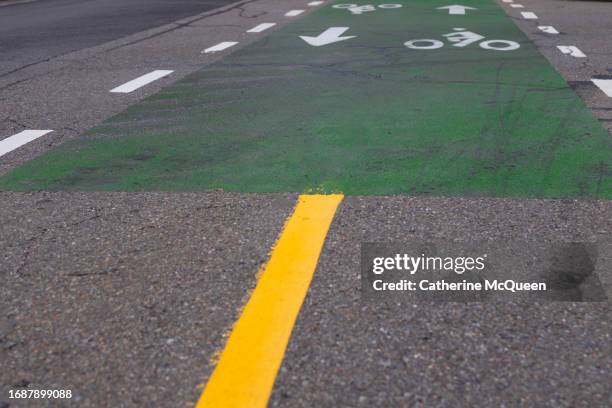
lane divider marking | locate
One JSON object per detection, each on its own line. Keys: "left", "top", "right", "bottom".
{"left": 203, "top": 41, "right": 239, "bottom": 53}
{"left": 195, "top": 194, "right": 344, "bottom": 408}
{"left": 510, "top": 4, "right": 524, "bottom": 8}
{"left": 110, "top": 70, "right": 173, "bottom": 93}
{"left": 285, "top": 9, "right": 305, "bottom": 16}
{"left": 521, "top": 11, "right": 538, "bottom": 19}
{"left": 538, "top": 25, "right": 559, "bottom": 34}
{"left": 502, "top": 0, "right": 513, "bottom": 3}
{"left": 557, "top": 45, "right": 586, "bottom": 58}
{"left": 0, "top": 130, "right": 53, "bottom": 158}
{"left": 308, "top": 1, "right": 324, "bottom": 5}
{"left": 592, "top": 79, "right": 612, "bottom": 97}
{"left": 247, "top": 23, "right": 276, "bottom": 33}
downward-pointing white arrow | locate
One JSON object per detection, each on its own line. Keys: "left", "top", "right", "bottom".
{"left": 300, "top": 27, "right": 356, "bottom": 47}
{"left": 437, "top": 5, "right": 477, "bottom": 15}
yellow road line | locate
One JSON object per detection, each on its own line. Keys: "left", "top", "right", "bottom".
{"left": 196, "top": 194, "right": 344, "bottom": 408}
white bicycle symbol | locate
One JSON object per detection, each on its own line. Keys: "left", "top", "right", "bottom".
{"left": 405, "top": 28, "right": 520, "bottom": 51}
{"left": 333, "top": 3, "right": 402, "bottom": 14}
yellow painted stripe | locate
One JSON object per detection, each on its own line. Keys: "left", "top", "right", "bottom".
{"left": 196, "top": 194, "right": 343, "bottom": 408}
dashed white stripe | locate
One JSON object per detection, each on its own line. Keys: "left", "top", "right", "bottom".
{"left": 308, "top": 1, "right": 324, "bottom": 5}
{"left": 285, "top": 9, "right": 304, "bottom": 16}
{"left": 203, "top": 41, "right": 238, "bottom": 53}
{"left": 0, "top": 130, "right": 53, "bottom": 157}
{"left": 247, "top": 23, "right": 276, "bottom": 33}
{"left": 557, "top": 45, "right": 586, "bottom": 58}
{"left": 521, "top": 11, "right": 538, "bottom": 19}
{"left": 502, "top": 0, "right": 513, "bottom": 2}
{"left": 592, "top": 79, "right": 612, "bottom": 97}
{"left": 538, "top": 25, "right": 559, "bottom": 34}
{"left": 510, "top": 4, "right": 524, "bottom": 8}
{"left": 110, "top": 70, "right": 173, "bottom": 93}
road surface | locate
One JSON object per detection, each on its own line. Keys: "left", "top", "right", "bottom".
{"left": 0, "top": 0, "right": 239, "bottom": 76}
{"left": 0, "top": 0, "right": 610, "bottom": 407}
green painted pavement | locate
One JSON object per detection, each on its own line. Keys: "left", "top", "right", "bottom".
{"left": 1, "top": 0, "right": 611, "bottom": 197}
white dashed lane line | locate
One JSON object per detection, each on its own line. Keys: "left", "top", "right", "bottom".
{"left": 2, "top": 3, "right": 315, "bottom": 160}
{"left": 557, "top": 45, "right": 586, "bottom": 58}
{"left": 4, "top": 1, "right": 601, "bottom": 164}
{"left": 538, "top": 25, "right": 559, "bottom": 34}
{"left": 203, "top": 41, "right": 238, "bottom": 53}
{"left": 521, "top": 11, "right": 538, "bottom": 19}
{"left": 592, "top": 79, "right": 612, "bottom": 97}
{"left": 0, "top": 130, "right": 53, "bottom": 158}
{"left": 110, "top": 70, "right": 173, "bottom": 93}
{"left": 285, "top": 10, "right": 305, "bottom": 17}
{"left": 247, "top": 23, "right": 276, "bottom": 33}
{"left": 500, "top": 2, "right": 608, "bottom": 98}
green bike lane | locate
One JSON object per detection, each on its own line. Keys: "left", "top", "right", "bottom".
{"left": 1, "top": 0, "right": 610, "bottom": 197}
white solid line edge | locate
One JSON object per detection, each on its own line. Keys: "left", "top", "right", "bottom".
{"left": 110, "top": 70, "right": 174, "bottom": 93}
{"left": 0, "top": 130, "right": 53, "bottom": 157}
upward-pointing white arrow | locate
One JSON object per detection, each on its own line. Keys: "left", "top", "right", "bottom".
{"left": 437, "top": 5, "right": 477, "bottom": 15}
{"left": 299, "top": 27, "right": 356, "bottom": 47}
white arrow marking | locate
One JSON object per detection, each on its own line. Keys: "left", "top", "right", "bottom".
{"left": 557, "top": 46, "right": 586, "bottom": 58}
{"left": 0, "top": 130, "right": 53, "bottom": 157}
{"left": 592, "top": 78, "right": 612, "bottom": 97}
{"left": 538, "top": 25, "right": 559, "bottom": 34}
{"left": 437, "top": 5, "right": 477, "bottom": 15}
{"left": 300, "top": 27, "right": 356, "bottom": 47}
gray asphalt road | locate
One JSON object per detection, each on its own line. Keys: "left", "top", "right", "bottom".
{"left": 1, "top": 193, "right": 610, "bottom": 407}
{"left": 0, "top": 0, "right": 238, "bottom": 76}
{"left": 0, "top": 0, "right": 610, "bottom": 407}
{"left": 0, "top": 192, "right": 296, "bottom": 407}
{"left": 504, "top": 0, "right": 612, "bottom": 132}
{"left": 270, "top": 196, "right": 612, "bottom": 407}
{"left": 0, "top": 0, "right": 310, "bottom": 176}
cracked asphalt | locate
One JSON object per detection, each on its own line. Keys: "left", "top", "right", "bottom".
{"left": 1, "top": 0, "right": 611, "bottom": 407}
